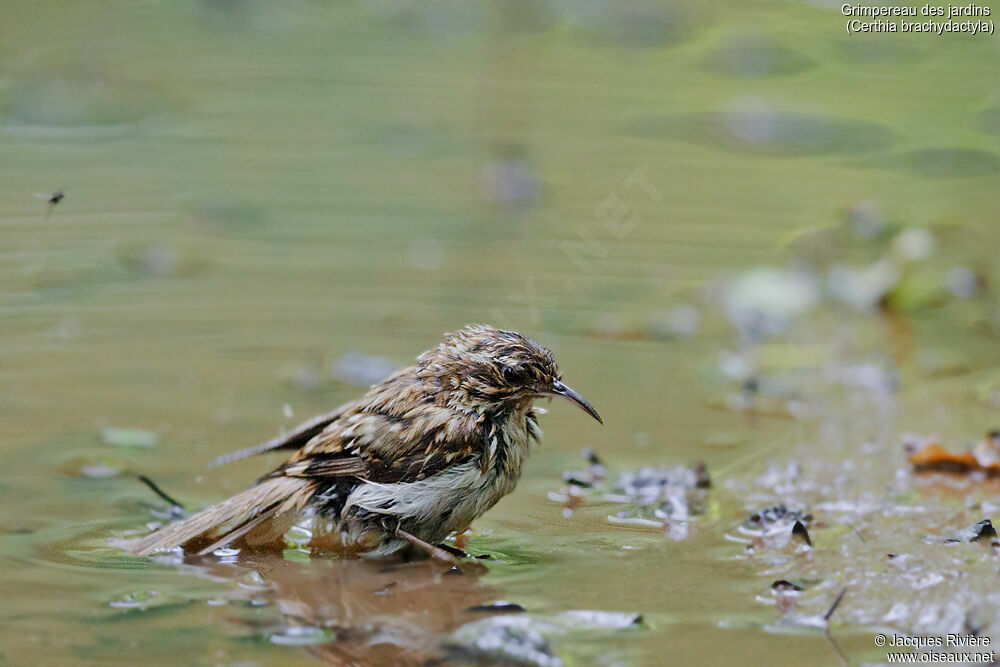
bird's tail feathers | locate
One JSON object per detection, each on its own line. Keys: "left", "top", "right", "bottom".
{"left": 118, "top": 476, "right": 311, "bottom": 557}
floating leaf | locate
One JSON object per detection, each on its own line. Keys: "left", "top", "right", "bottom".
{"left": 907, "top": 432, "right": 1000, "bottom": 476}
{"left": 100, "top": 427, "right": 159, "bottom": 448}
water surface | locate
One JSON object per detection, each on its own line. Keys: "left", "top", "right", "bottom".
{"left": 2, "top": 1, "right": 1000, "bottom": 664}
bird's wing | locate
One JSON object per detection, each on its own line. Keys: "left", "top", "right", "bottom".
{"left": 210, "top": 365, "right": 422, "bottom": 468}
{"left": 276, "top": 406, "right": 487, "bottom": 484}
{"left": 208, "top": 399, "right": 362, "bottom": 467}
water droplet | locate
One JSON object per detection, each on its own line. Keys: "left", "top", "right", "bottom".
{"left": 269, "top": 625, "right": 335, "bottom": 646}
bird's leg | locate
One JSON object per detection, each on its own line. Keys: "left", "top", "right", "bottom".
{"left": 394, "top": 525, "right": 461, "bottom": 565}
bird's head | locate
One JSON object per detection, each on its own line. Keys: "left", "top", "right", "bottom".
{"left": 418, "top": 324, "right": 602, "bottom": 423}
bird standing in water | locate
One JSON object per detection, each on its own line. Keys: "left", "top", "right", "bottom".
{"left": 124, "top": 325, "right": 602, "bottom": 560}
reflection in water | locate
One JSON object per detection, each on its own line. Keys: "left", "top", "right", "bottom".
{"left": 39, "top": 521, "right": 628, "bottom": 665}
{"left": 186, "top": 553, "right": 507, "bottom": 665}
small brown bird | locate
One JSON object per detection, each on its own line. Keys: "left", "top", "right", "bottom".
{"left": 124, "top": 325, "right": 602, "bottom": 560}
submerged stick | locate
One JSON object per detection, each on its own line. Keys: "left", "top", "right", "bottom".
{"left": 135, "top": 473, "right": 185, "bottom": 510}
{"left": 824, "top": 586, "right": 848, "bottom": 622}
{"left": 824, "top": 587, "right": 850, "bottom": 666}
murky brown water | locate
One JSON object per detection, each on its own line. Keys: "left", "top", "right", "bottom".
{"left": 3, "top": 1, "right": 1000, "bottom": 665}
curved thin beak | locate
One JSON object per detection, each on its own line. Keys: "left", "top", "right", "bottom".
{"left": 546, "top": 380, "right": 603, "bottom": 424}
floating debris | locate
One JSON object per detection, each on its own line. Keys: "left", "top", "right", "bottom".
{"left": 552, "top": 610, "right": 642, "bottom": 630}
{"left": 721, "top": 267, "right": 820, "bottom": 338}
{"left": 891, "top": 227, "right": 936, "bottom": 263}
{"left": 59, "top": 456, "right": 123, "bottom": 479}
{"left": 647, "top": 304, "right": 701, "bottom": 339}
{"left": 268, "top": 625, "right": 336, "bottom": 646}
{"left": 768, "top": 580, "right": 804, "bottom": 614}
{"left": 824, "top": 587, "right": 848, "bottom": 622}
{"left": 967, "top": 520, "right": 997, "bottom": 543}
{"left": 448, "top": 617, "right": 562, "bottom": 667}
{"left": 791, "top": 520, "right": 812, "bottom": 547}
{"left": 745, "top": 505, "right": 813, "bottom": 532}
{"left": 212, "top": 547, "right": 241, "bottom": 563}
{"left": 238, "top": 570, "right": 271, "bottom": 592}
{"left": 928, "top": 519, "right": 997, "bottom": 545}
{"left": 613, "top": 463, "right": 711, "bottom": 505}
{"left": 946, "top": 265, "right": 982, "bottom": 298}
{"left": 550, "top": 449, "right": 608, "bottom": 513}
{"left": 135, "top": 474, "right": 185, "bottom": 518}
{"left": 581, "top": 448, "right": 603, "bottom": 467}
{"left": 467, "top": 601, "right": 526, "bottom": 613}
{"left": 100, "top": 427, "right": 159, "bottom": 448}
{"left": 750, "top": 462, "right": 803, "bottom": 495}
{"left": 547, "top": 485, "right": 586, "bottom": 518}
{"left": 846, "top": 198, "right": 886, "bottom": 239}
{"left": 771, "top": 580, "right": 803, "bottom": 592}
{"left": 561, "top": 472, "right": 592, "bottom": 488}
{"left": 732, "top": 505, "right": 815, "bottom": 550}
{"left": 827, "top": 258, "right": 899, "bottom": 311}
{"left": 108, "top": 590, "right": 161, "bottom": 610}
{"left": 79, "top": 462, "right": 120, "bottom": 478}
{"left": 765, "top": 587, "right": 848, "bottom": 633}
{"left": 552, "top": 452, "right": 710, "bottom": 539}
{"left": 446, "top": 606, "right": 642, "bottom": 666}
{"left": 605, "top": 463, "right": 710, "bottom": 539}
{"left": 906, "top": 431, "right": 1000, "bottom": 476}
{"left": 607, "top": 516, "right": 666, "bottom": 529}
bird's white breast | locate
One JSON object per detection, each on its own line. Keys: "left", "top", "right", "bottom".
{"left": 345, "top": 410, "right": 534, "bottom": 549}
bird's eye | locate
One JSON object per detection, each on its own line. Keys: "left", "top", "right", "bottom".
{"left": 502, "top": 366, "right": 528, "bottom": 385}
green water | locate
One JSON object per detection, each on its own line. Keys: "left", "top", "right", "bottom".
{"left": 2, "top": 1, "right": 1000, "bottom": 665}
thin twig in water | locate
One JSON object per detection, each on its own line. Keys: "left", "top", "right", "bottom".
{"left": 135, "top": 473, "right": 185, "bottom": 510}
{"left": 824, "top": 586, "right": 848, "bottom": 622}
{"left": 824, "top": 587, "right": 849, "bottom": 666}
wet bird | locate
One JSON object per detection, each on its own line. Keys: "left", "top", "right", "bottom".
{"left": 123, "top": 325, "right": 602, "bottom": 560}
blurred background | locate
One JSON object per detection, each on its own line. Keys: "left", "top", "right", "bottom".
{"left": 2, "top": 1, "right": 1000, "bottom": 665}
